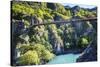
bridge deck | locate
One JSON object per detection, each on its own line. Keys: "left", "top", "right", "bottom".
{"left": 32, "top": 18, "right": 97, "bottom": 26}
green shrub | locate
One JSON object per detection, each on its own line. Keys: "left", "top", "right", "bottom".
{"left": 55, "top": 12, "right": 70, "bottom": 20}
{"left": 65, "top": 43, "right": 71, "bottom": 49}
{"left": 18, "top": 50, "right": 40, "bottom": 65}
{"left": 42, "top": 31, "right": 48, "bottom": 41}
{"left": 19, "top": 45, "right": 34, "bottom": 54}
{"left": 35, "top": 9, "right": 44, "bottom": 18}
{"left": 12, "top": 4, "right": 34, "bottom": 17}
{"left": 81, "top": 38, "right": 89, "bottom": 45}
{"left": 57, "top": 29, "right": 63, "bottom": 35}
{"left": 42, "top": 50, "right": 54, "bottom": 61}
{"left": 43, "top": 12, "right": 53, "bottom": 19}
{"left": 78, "top": 37, "right": 89, "bottom": 48}
{"left": 24, "top": 20, "right": 30, "bottom": 28}
{"left": 33, "top": 44, "right": 54, "bottom": 61}
{"left": 43, "top": 42, "right": 53, "bottom": 52}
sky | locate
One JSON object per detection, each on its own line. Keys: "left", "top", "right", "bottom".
{"left": 62, "top": 3, "right": 96, "bottom": 9}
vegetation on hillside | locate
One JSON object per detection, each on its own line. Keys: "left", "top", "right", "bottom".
{"left": 11, "top": 1, "right": 97, "bottom": 65}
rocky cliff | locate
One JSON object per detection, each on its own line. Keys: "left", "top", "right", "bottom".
{"left": 77, "top": 38, "right": 97, "bottom": 62}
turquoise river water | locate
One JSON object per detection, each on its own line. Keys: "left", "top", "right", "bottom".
{"left": 47, "top": 53, "right": 81, "bottom": 64}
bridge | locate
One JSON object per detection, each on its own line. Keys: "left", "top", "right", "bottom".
{"left": 32, "top": 17, "right": 97, "bottom": 26}
{"left": 12, "top": 17, "right": 97, "bottom": 28}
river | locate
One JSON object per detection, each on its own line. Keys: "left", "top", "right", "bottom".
{"left": 47, "top": 53, "right": 81, "bottom": 64}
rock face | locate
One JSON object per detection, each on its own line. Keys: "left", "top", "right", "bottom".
{"left": 50, "top": 35, "right": 64, "bottom": 54}
{"left": 76, "top": 19, "right": 97, "bottom": 62}
{"left": 54, "top": 14, "right": 62, "bottom": 21}
{"left": 47, "top": 3, "right": 57, "bottom": 10}
{"left": 76, "top": 39, "right": 97, "bottom": 62}
{"left": 71, "top": 6, "right": 80, "bottom": 16}
{"left": 54, "top": 39, "right": 64, "bottom": 54}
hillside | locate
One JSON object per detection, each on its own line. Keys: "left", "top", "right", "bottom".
{"left": 11, "top": 1, "right": 97, "bottom": 66}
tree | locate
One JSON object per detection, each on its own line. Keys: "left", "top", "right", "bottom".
{"left": 18, "top": 50, "right": 40, "bottom": 65}
{"left": 12, "top": 3, "right": 34, "bottom": 19}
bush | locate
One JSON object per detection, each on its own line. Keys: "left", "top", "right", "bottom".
{"left": 77, "top": 37, "right": 89, "bottom": 48}
{"left": 35, "top": 9, "right": 44, "bottom": 18}
{"left": 18, "top": 50, "right": 40, "bottom": 65}
{"left": 12, "top": 4, "right": 34, "bottom": 17}
{"left": 43, "top": 12, "right": 53, "bottom": 19}
{"left": 43, "top": 42, "right": 53, "bottom": 52}
{"left": 42, "top": 50, "right": 54, "bottom": 61}
{"left": 57, "top": 29, "right": 63, "bottom": 36}
{"left": 81, "top": 38, "right": 89, "bottom": 45}
{"left": 65, "top": 43, "right": 71, "bottom": 49}
{"left": 24, "top": 20, "right": 30, "bottom": 28}
{"left": 54, "top": 12, "right": 70, "bottom": 20}
{"left": 19, "top": 45, "right": 34, "bottom": 54}
{"left": 33, "top": 44, "right": 54, "bottom": 61}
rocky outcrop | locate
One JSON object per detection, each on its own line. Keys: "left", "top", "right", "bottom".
{"left": 51, "top": 35, "right": 64, "bottom": 54}
{"left": 47, "top": 3, "right": 57, "bottom": 10}
{"left": 54, "top": 14, "right": 63, "bottom": 21}
{"left": 54, "top": 37, "right": 64, "bottom": 54}
{"left": 76, "top": 38, "right": 97, "bottom": 62}
{"left": 48, "top": 26, "right": 64, "bottom": 54}
{"left": 71, "top": 6, "right": 80, "bottom": 16}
